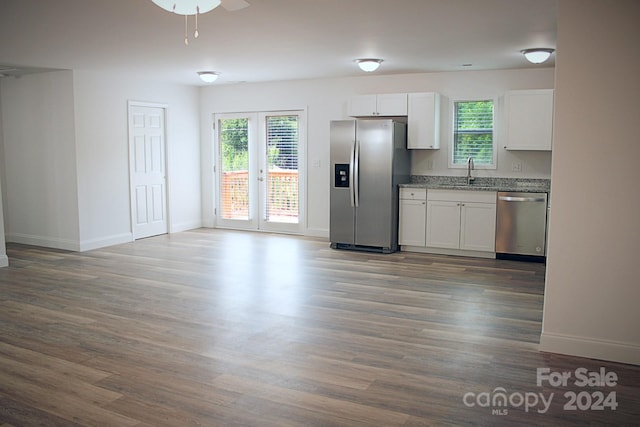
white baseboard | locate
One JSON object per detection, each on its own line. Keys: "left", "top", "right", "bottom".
{"left": 201, "top": 218, "right": 215, "bottom": 228}
{"left": 400, "top": 245, "right": 496, "bottom": 259}
{"left": 170, "top": 220, "right": 203, "bottom": 233}
{"left": 79, "top": 233, "right": 134, "bottom": 252}
{"left": 7, "top": 232, "right": 81, "bottom": 251}
{"left": 305, "top": 227, "right": 329, "bottom": 238}
{"left": 540, "top": 332, "right": 640, "bottom": 365}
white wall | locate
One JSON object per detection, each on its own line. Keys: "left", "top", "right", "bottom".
{"left": 0, "top": 181, "right": 7, "bottom": 267}
{"left": 0, "top": 70, "right": 201, "bottom": 252}
{"left": 200, "top": 68, "right": 554, "bottom": 237}
{"left": 0, "top": 71, "right": 81, "bottom": 250}
{"left": 73, "top": 71, "right": 201, "bottom": 250}
{"left": 541, "top": 0, "right": 640, "bottom": 364}
{"left": 0, "top": 88, "right": 8, "bottom": 266}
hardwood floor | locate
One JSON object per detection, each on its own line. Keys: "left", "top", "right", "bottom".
{"left": 0, "top": 229, "right": 638, "bottom": 426}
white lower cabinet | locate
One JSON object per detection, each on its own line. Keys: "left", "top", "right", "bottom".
{"left": 425, "top": 190, "right": 497, "bottom": 254}
{"left": 424, "top": 200, "right": 460, "bottom": 249}
{"left": 399, "top": 188, "right": 427, "bottom": 246}
{"left": 459, "top": 202, "right": 497, "bottom": 252}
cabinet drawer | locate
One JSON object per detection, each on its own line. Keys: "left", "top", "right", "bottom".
{"left": 400, "top": 188, "right": 427, "bottom": 201}
{"left": 427, "top": 189, "right": 496, "bottom": 204}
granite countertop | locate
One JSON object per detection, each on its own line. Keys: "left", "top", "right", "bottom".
{"left": 401, "top": 176, "right": 550, "bottom": 193}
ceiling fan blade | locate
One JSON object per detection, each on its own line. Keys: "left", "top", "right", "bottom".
{"left": 220, "top": 0, "right": 250, "bottom": 12}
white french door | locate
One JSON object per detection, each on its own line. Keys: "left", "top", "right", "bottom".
{"left": 214, "top": 111, "right": 305, "bottom": 234}
{"left": 128, "top": 103, "right": 168, "bottom": 239}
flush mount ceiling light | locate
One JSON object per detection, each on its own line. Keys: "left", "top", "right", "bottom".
{"left": 521, "top": 48, "right": 555, "bottom": 64}
{"left": 355, "top": 58, "right": 384, "bottom": 72}
{"left": 151, "top": 0, "right": 252, "bottom": 45}
{"left": 198, "top": 71, "right": 220, "bottom": 83}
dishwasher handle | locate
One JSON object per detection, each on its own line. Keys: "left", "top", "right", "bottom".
{"left": 498, "top": 195, "right": 547, "bottom": 203}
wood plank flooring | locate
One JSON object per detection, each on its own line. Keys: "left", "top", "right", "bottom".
{"left": 0, "top": 229, "right": 638, "bottom": 426}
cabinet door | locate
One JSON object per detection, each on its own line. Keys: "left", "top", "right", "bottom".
{"left": 505, "top": 89, "right": 554, "bottom": 151}
{"left": 348, "top": 94, "right": 378, "bottom": 116}
{"left": 399, "top": 199, "right": 426, "bottom": 246}
{"left": 426, "top": 201, "right": 461, "bottom": 249}
{"left": 377, "top": 93, "right": 408, "bottom": 116}
{"left": 460, "top": 202, "right": 496, "bottom": 252}
{"left": 407, "top": 92, "right": 440, "bottom": 149}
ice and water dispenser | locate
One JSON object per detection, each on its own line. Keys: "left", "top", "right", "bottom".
{"left": 334, "top": 164, "right": 350, "bottom": 188}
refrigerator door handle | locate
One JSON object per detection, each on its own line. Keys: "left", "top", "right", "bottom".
{"left": 349, "top": 140, "right": 356, "bottom": 207}
{"left": 354, "top": 139, "right": 360, "bottom": 208}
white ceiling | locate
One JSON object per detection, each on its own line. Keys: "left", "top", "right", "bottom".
{"left": 0, "top": 0, "right": 557, "bottom": 86}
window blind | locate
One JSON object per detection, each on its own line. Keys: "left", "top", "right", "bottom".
{"left": 265, "top": 115, "right": 299, "bottom": 222}
{"left": 453, "top": 100, "right": 494, "bottom": 165}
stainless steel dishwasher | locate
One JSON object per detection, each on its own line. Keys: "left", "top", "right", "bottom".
{"left": 495, "top": 192, "right": 548, "bottom": 259}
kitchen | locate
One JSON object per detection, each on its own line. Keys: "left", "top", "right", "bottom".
{"left": 329, "top": 88, "right": 553, "bottom": 259}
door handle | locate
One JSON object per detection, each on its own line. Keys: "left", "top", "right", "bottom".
{"left": 354, "top": 140, "right": 360, "bottom": 208}
{"left": 499, "top": 196, "right": 546, "bottom": 202}
{"left": 349, "top": 140, "right": 356, "bottom": 207}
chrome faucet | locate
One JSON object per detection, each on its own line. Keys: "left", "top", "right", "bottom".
{"left": 467, "top": 157, "right": 475, "bottom": 185}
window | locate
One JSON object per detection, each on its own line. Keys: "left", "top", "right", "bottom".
{"left": 452, "top": 100, "right": 495, "bottom": 167}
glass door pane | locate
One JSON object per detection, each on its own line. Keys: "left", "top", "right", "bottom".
{"left": 221, "top": 117, "right": 249, "bottom": 220}
{"left": 263, "top": 115, "right": 299, "bottom": 225}
{"left": 216, "top": 114, "right": 258, "bottom": 230}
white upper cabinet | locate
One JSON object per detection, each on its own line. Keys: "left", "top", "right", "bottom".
{"left": 504, "top": 89, "right": 554, "bottom": 151}
{"left": 407, "top": 92, "right": 441, "bottom": 149}
{"left": 348, "top": 93, "right": 408, "bottom": 117}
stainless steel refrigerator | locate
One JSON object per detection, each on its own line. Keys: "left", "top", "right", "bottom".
{"left": 330, "top": 119, "right": 410, "bottom": 253}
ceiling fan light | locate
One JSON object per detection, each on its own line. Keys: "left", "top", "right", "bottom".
{"left": 521, "top": 48, "right": 555, "bottom": 64}
{"left": 151, "top": 0, "right": 222, "bottom": 15}
{"left": 355, "top": 58, "right": 383, "bottom": 72}
{"left": 198, "top": 71, "right": 219, "bottom": 83}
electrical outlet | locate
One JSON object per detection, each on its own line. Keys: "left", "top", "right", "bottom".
{"left": 511, "top": 161, "right": 523, "bottom": 172}
{"left": 427, "top": 159, "right": 434, "bottom": 170}
{"left": 312, "top": 159, "right": 321, "bottom": 168}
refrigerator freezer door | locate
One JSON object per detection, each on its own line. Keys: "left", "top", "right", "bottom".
{"left": 330, "top": 120, "right": 356, "bottom": 245}
{"left": 354, "top": 120, "right": 394, "bottom": 248}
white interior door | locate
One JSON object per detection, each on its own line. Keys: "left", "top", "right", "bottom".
{"left": 128, "top": 103, "right": 168, "bottom": 239}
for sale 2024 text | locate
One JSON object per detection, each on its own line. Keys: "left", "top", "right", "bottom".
{"left": 537, "top": 367, "right": 618, "bottom": 411}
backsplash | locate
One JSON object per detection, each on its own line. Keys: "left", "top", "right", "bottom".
{"left": 410, "top": 175, "right": 551, "bottom": 191}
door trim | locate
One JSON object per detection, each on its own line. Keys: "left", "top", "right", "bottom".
{"left": 213, "top": 109, "right": 307, "bottom": 235}
{"left": 127, "top": 100, "right": 170, "bottom": 239}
